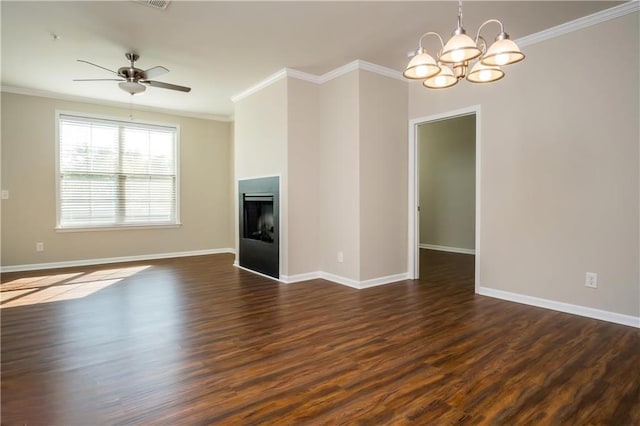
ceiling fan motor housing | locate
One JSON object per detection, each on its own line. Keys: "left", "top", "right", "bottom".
{"left": 118, "top": 66, "right": 145, "bottom": 81}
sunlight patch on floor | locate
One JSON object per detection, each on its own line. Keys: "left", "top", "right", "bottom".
{"left": 1, "top": 265, "right": 151, "bottom": 308}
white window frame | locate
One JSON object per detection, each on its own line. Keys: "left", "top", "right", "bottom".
{"left": 55, "top": 110, "right": 181, "bottom": 232}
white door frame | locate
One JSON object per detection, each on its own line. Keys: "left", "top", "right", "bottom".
{"left": 407, "top": 105, "right": 481, "bottom": 293}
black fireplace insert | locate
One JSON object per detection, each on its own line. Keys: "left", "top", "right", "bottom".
{"left": 238, "top": 177, "right": 279, "bottom": 278}
{"left": 243, "top": 194, "right": 274, "bottom": 243}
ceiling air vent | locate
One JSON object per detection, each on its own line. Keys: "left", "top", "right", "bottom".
{"left": 133, "top": 0, "right": 170, "bottom": 10}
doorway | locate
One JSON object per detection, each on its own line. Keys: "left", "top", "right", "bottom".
{"left": 408, "top": 106, "right": 480, "bottom": 292}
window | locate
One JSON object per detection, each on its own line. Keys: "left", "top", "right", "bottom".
{"left": 57, "top": 113, "right": 179, "bottom": 229}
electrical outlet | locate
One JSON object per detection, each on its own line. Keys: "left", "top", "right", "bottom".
{"left": 585, "top": 272, "right": 598, "bottom": 288}
{"left": 1, "top": 190, "right": 8, "bottom": 199}
{"left": 36, "top": 242, "right": 44, "bottom": 252}
{"left": 337, "top": 251, "right": 344, "bottom": 263}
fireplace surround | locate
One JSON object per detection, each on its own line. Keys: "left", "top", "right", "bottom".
{"left": 238, "top": 176, "right": 279, "bottom": 278}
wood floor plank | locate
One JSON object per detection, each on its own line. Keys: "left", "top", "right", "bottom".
{"left": 1, "top": 250, "right": 639, "bottom": 425}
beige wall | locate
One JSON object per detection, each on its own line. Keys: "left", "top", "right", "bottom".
{"left": 317, "top": 71, "right": 361, "bottom": 280}
{"left": 287, "top": 78, "right": 320, "bottom": 276}
{"left": 233, "top": 78, "right": 289, "bottom": 273}
{"left": 1, "top": 92, "right": 233, "bottom": 267}
{"left": 359, "top": 71, "right": 408, "bottom": 281}
{"left": 409, "top": 13, "right": 639, "bottom": 317}
{"left": 419, "top": 115, "right": 475, "bottom": 250}
{"left": 234, "top": 69, "right": 408, "bottom": 283}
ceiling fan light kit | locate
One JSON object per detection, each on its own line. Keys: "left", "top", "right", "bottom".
{"left": 74, "top": 52, "right": 191, "bottom": 95}
{"left": 404, "top": 0, "right": 525, "bottom": 89}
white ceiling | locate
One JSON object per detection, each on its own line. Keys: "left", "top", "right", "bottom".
{"left": 1, "top": 1, "right": 622, "bottom": 120}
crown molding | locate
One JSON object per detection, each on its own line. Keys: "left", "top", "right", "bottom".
{"left": 232, "top": 2, "right": 637, "bottom": 103}
{"left": 1, "top": 85, "right": 233, "bottom": 122}
{"left": 230, "top": 68, "right": 288, "bottom": 103}
{"left": 231, "top": 60, "right": 405, "bottom": 103}
{"left": 516, "top": 0, "right": 640, "bottom": 47}
{"left": 355, "top": 60, "right": 405, "bottom": 82}
{"left": 316, "top": 60, "right": 360, "bottom": 84}
{"left": 284, "top": 68, "right": 321, "bottom": 84}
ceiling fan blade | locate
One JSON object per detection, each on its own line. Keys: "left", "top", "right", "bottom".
{"left": 142, "top": 66, "right": 169, "bottom": 79}
{"left": 77, "top": 59, "right": 118, "bottom": 75}
{"left": 142, "top": 80, "right": 191, "bottom": 92}
{"left": 73, "top": 78, "right": 125, "bottom": 81}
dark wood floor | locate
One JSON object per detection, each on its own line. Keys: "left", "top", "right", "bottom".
{"left": 1, "top": 250, "right": 639, "bottom": 425}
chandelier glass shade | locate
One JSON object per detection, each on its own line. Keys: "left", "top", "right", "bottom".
{"left": 404, "top": 0, "right": 525, "bottom": 89}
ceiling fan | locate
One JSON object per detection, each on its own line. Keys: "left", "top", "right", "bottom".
{"left": 74, "top": 52, "right": 191, "bottom": 95}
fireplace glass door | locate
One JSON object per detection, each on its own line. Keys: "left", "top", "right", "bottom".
{"left": 243, "top": 194, "right": 274, "bottom": 243}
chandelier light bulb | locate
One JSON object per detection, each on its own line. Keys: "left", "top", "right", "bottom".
{"left": 493, "top": 53, "right": 510, "bottom": 66}
{"left": 479, "top": 69, "right": 492, "bottom": 81}
{"left": 423, "top": 64, "right": 457, "bottom": 89}
{"left": 467, "top": 61, "right": 504, "bottom": 83}
{"left": 451, "top": 49, "right": 466, "bottom": 63}
{"left": 415, "top": 65, "right": 429, "bottom": 78}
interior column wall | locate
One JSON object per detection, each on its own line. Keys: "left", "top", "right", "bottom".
{"left": 287, "top": 78, "right": 320, "bottom": 277}
{"left": 358, "top": 70, "right": 408, "bottom": 281}
{"left": 233, "top": 78, "right": 289, "bottom": 274}
{"left": 317, "top": 71, "right": 361, "bottom": 281}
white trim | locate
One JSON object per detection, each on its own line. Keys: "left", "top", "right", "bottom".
{"left": 231, "top": 69, "right": 288, "bottom": 103}
{"left": 356, "top": 272, "right": 411, "bottom": 289}
{"left": 318, "top": 272, "right": 361, "bottom": 289}
{"left": 315, "top": 61, "right": 360, "bottom": 84}
{"left": 2, "top": 85, "right": 232, "bottom": 122}
{"left": 237, "top": 174, "right": 282, "bottom": 182}
{"left": 356, "top": 60, "right": 405, "bottom": 82}
{"left": 420, "top": 244, "right": 475, "bottom": 255}
{"left": 234, "top": 263, "right": 282, "bottom": 282}
{"left": 240, "top": 265, "right": 409, "bottom": 289}
{"left": 56, "top": 223, "right": 182, "bottom": 233}
{"left": 478, "top": 287, "right": 640, "bottom": 329}
{"left": 408, "top": 118, "right": 419, "bottom": 279}
{"left": 280, "top": 271, "right": 322, "bottom": 284}
{"left": 231, "top": 60, "right": 406, "bottom": 103}
{"left": 0, "top": 248, "right": 235, "bottom": 273}
{"left": 516, "top": 1, "right": 640, "bottom": 48}
{"left": 408, "top": 105, "right": 481, "bottom": 293}
{"left": 284, "top": 68, "right": 321, "bottom": 84}
{"left": 316, "top": 60, "right": 404, "bottom": 84}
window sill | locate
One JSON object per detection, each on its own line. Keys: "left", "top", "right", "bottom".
{"left": 56, "top": 223, "right": 182, "bottom": 233}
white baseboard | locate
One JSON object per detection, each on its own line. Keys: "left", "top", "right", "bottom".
{"left": 420, "top": 244, "right": 475, "bottom": 255}
{"left": 280, "top": 271, "right": 322, "bottom": 284}
{"left": 241, "top": 265, "right": 409, "bottom": 289}
{"left": 356, "top": 272, "right": 412, "bottom": 289}
{"left": 233, "top": 263, "right": 281, "bottom": 282}
{"left": 478, "top": 286, "right": 640, "bottom": 329}
{"left": 294, "top": 271, "right": 410, "bottom": 289}
{"left": 318, "top": 272, "right": 361, "bottom": 289}
{"left": 1, "top": 248, "right": 236, "bottom": 273}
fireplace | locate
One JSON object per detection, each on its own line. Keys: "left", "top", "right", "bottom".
{"left": 243, "top": 194, "right": 274, "bottom": 243}
{"left": 238, "top": 177, "right": 279, "bottom": 278}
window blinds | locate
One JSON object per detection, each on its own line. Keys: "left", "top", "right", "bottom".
{"left": 58, "top": 114, "right": 178, "bottom": 228}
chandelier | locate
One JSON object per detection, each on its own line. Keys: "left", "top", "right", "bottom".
{"left": 403, "top": 0, "right": 525, "bottom": 89}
